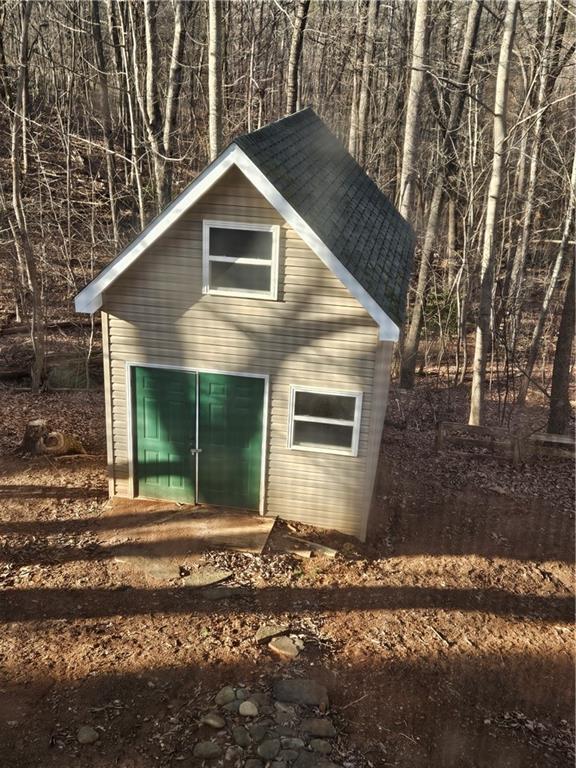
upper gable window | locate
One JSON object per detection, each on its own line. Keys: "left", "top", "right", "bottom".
{"left": 202, "top": 220, "right": 279, "bottom": 300}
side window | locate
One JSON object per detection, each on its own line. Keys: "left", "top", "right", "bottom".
{"left": 202, "top": 221, "right": 279, "bottom": 299}
{"left": 288, "top": 387, "right": 362, "bottom": 456}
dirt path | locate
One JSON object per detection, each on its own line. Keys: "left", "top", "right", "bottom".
{"left": 0, "top": 388, "right": 573, "bottom": 767}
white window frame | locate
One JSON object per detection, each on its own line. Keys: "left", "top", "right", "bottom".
{"left": 287, "top": 385, "right": 363, "bottom": 457}
{"left": 202, "top": 219, "right": 280, "bottom": 300}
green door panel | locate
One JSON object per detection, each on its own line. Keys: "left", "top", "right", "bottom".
{"left": 133, "top": 366, "right": 196, "bottom": 502}
{"left": 198, "top": 373, "right": 265, "bottom": 510}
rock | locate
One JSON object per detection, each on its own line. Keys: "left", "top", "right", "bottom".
{"left": 193, "top": 741, "right": 222, "bottom": 759}
{"left": 236, "top": 688, "right": 248, "bottom": 700}
{"left": 215, "top": 685, "right": 236, "bottom": 705}
{"left": 269, "top": 636, "right": 302, "bottom": 660}
{"left": 239, "top": 700, "right": 259, "bottom": 717}
{"left": 232, "top": 725, "right": 251, "bottom": 747}
{"left": 301, "top": 718, "right": 336, "bottom": 738}
{"left": 245, "top": 760, "right": 264, "bottom": 768}
{"left": 249, "top": 723, "right": 269, "bottom": 743}
{"left": 181, "top": 567, "right": 232, "bottom": 588}
{"left": 279, "top": 748, "right": 299, "bottom": 761}
{"left": 200, "top": 712, "right": 225, "bottom": 729}
{"left": 257, "top": 738, "right": 281, "bottom": 760}
{"left": 275, "top": 726, "right": 298, "bottom": 737}
{"left": 273, "top": 679, "right": 329, "bottom": 709}
{"left": 281, "top": 737, "right": 305, "bottom": 750}
{"left": 255, "top": 624, "right": 290, "bottom": 643}
{"left": 77, "top": 725, "right": 99, "bottom": 744}
{"left": 310, "top": 739, "right": 332, "bottom": 754}
{"left": 223, "top": 700, "right": 241, "bottom": 713}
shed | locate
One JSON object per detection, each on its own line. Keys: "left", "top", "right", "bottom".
{"left": 75, "top": 108, "right": 414, "bottom": 540}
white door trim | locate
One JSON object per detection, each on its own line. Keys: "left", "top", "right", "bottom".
{"left": 126, "top": 361, "right": 269, "bottom": 514}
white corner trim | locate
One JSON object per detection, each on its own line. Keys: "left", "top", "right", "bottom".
{"left": 233, "top": 148, "right": 400, "bottom": 342}
{"left": 74, "top": 144, "right": 238, "bottom": 313}
{"left": 74, "top": 143, "right": 399, "bottom": 341}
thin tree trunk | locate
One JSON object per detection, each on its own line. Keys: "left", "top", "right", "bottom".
{"left": 285, "top": 0, "right": 310, "bottom": 116}
{"left": 92, "top": 0, "right": 118, "bottom": 245}
{"left": 11, "top": 0, "right": 45, "bottom": 391}
{"left": 162, "top": 0, "right": 190, "bottom": 205}
{"left": 517, "top": 148, "right": 576, "bottom": 405}
{"left": 469, "top": 0, "right": 519, "bottom": 426}
{"left": 208, "top": 0, "right": 223, "bottom": 160}
{"left": 400, "top": 0, "right": 482, "bottom": 389}
{"left": 507, "top": 0, "right": 555, "bottom": 341}
{"left": 397, "top": 0, "right": 428, "bottom": 221}
{"left": 547, "top": 256, "right": 575, "bottom": 435}
{"left": 356, "top": 0, "right": 378, "bottom": 166}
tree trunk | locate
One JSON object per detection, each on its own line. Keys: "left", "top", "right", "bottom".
{"left": 397, "top": 0, "right": 428, "bottom": 221}
{"left": 469, "top": 0, "right": 519, "bottom": 426}
{"left": 162, "top": 0, "right": 190, "bottom": 205}
{"left": 285, "top": 0, "right": 310, "bottom": 116}
{"left": 92, "top": 0, "right": 118, "bottom": 245}
{"left": 506, "top": 0, "right": 555, "bottom": 341}
{"left": 208, "top": 0, "right": 223, "bottom": 160}
{"left": 399, "top": 0, "right": 482, "bottom": 389}
{"left": 10, "top": 0, "right": 45, "bottom": 392}
{"left": 547, "top": 256, "right": 575, "bottom": 435}
{"left": 517, "top": 148, "right": 576, "bottom": 405}
{"left": 356, "top": 0, "right": 378, "bottom": 166}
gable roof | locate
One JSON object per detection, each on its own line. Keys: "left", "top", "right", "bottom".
{"left": 234, "top": 109, "right": 414, "bottom": 328}
{"left": 75, "top": 108, "right": 414, "bottom": 340}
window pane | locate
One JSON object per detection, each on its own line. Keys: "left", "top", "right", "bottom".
{"left": 210, "top": 260, "right": 271, "bottom": 293}
{"left": 294, "top": 391, "right": 356, "bottom": 421}
{"left": 210, "top": 227, "right": 272, "bottom": 260}
{"left": 292, "top": 421, "right": 354, "bottom": 451}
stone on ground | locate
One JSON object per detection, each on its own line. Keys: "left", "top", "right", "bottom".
{"left": 193, "top": 740, "right": 222, "bottom": 758}
{"left": 76, "top": 725, "right": 99, "bottom": 744}
{"left": 215, "top": 685, "right": 236, "bottom": 705}
{"left": 310, "top": 738, "right": 332, "bottom": 754}
{"left": 255, "top": 623, "right": 290, "bottom": 643}
{"left": 301, "top": 717, "right": 337, "bottom": 737}
{"left": 239, "top": 700, "right": 258, "bottom": 717}
{"left": 232, "top": 725, "right": 251, "bottom": 747}
{"left": 181, "top": 567, "right": 232, "bottom": 587}
{"left": 200, "top": 712, "right": 225, "bottom": 729}
{"left": 268, "top": 635, "right": 303, "bottom": 659}
{"left": 272, "top": 679, "right": 329, "bottom": 709}
{"left": 257, "top": 738, "right": 281, "bottom": 760}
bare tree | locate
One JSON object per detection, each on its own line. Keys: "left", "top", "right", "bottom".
{"left": 400, "top": 0, "right": 483, "bottom": 389}
{"left": 285, "top": 0, "right": 310, "bottom": 115}
{"left": 397, "top": 0, "right": 428, "bottom": 221}
{"left": 208, "top": 0, "right": 223, "bottom": 160}
{"left": 469, "top": 0, "right": 519, "bottom": 426}
{"left": 547, "top": 256, "right": 575, "bottom": 435}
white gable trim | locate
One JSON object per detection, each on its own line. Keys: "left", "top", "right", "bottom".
{"left": 74, "top": 143, "right": 399, "bottom": 341}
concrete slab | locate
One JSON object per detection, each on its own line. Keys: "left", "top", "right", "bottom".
{"left": 99, "top": 498, "right": 275, "bottom": 582}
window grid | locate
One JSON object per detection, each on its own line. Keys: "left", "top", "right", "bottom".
{"left": 288, "top": 386, "right": 363, "bottom": 457}
{"left": 202, "top": 220, "right": 279, "bottom": 300}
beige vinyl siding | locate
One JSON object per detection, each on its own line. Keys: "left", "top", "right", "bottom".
{"left": 102, "top": 166, "right": 390, "bottom": 538}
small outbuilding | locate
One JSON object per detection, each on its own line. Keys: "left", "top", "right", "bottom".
{"left": 75, "top": 108, "right": 414, "bottom": 540}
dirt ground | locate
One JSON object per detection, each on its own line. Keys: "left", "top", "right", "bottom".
{"left": 0, "top": 384, "right": 573, "bottom": 768}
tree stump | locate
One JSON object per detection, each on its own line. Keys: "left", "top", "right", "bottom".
{"left": 19, "top": 419, "right": 49, "bottom": 455}
{"left": 18, "top": 419, "right": 86, "bottom": 456}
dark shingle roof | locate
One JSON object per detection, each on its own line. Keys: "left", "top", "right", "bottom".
{"left": 233, "top": 108, "right": 415, "bottom": 327}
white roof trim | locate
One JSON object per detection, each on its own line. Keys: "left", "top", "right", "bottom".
{"left": 75, "top": 143, "right": 399, "bottom": 341}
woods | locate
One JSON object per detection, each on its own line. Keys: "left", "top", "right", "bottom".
{"left": 0, "top": 0, "right": 574, "bottom": 430}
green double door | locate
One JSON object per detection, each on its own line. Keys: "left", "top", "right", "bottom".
{"left": 132, "top": 366, "right": 264, "bottom": 510}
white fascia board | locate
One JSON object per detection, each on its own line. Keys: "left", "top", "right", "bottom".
{"left": 74, "top": 144, "right": 238, "bottom": 313}
{"left": 74, "top": 143, "right": 399, "bottom": 341}
{"left": 232, "top": 148, "right": 399, "bottom": 341}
